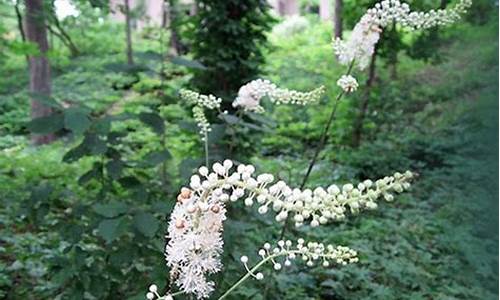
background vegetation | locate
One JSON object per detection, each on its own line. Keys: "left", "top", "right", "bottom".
{"left": 0, "top": 0, "right": 498, "bottom": 299}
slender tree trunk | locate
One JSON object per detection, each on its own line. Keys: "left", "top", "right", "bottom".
{"left": 15, "top": 0, "right": 26, "bottom": 42}
{"left": 25, "top": 0, "right": 55, "bottom": 145}
{"left": 351, "top": 44, "right": 378, "bottom": 147}
{"left": 14, "top": 0, "right": 29, "bottom": 62}
{"left": 333, "top": 0, "right": 342, "bottom": 38}
{"left": 167, "top": 0, "right": 183, "bottom": 55}
{"left": 124, "top": 0, "right": 134, "bottom": 65}
{"left": 49, "top": 14, "right": 79, "bottom": 56}
{"left": 46, "top": 24, "right": 79, "bottom": 57}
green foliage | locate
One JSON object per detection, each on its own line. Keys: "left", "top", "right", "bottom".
{"left": 189, "top": 0, "right": 275, "bottom": 100}
{"left": 0, "top": 2, "right": 498, "bottom": 300}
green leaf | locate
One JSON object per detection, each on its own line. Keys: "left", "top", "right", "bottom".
{"left": 29, "top": 92, "right": 62, "bottom": 109}
{"left": 219, "top": 113, "right": 240, "bottom": 125}
{"left": 63, "top": 142, "right": 89, "bottom": 163}
{"left": 26, "top": 113, "right": 64, "bottom": 134}
{"left": 142, "top": 150, "right": 171, "bottom": 167}
{"left": 29, "top": 183, "right": 53, "bottom": 204}
{"left": 118, "top": 176, "right": 141, "bottom": 188}
{"left": 97, "top": 217, "right": 125, "bottom": 243}
{"left": 138, "top": 112, "right": 165, "bottom": 135}
{"left": 83, "top": 133, "right": 107, "bottom": 155}
{"left": 78, "top": 163, "right": 102, "bottom": 185}
{"left": 64, "top": 107, "right": 91, "bottom": 135}
{"left": 105, "top": 159, "right": 124, "bottom": 180}
{"left": 133, "top": 212, "right": 159, "bottom": 237}
{"left": 169, "top": 56, "right": 206, "bottom": 69}
{"left": 93, "top": 202, "right": 129, "bottom": 218}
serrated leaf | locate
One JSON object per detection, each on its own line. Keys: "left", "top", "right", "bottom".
{"left": 63, "top": 141, "right": 89, "bottom": 163}
{"left": 78, "top": 163, "right": 102, "bottom": 185}
{"left": 97, "top": 217, "right": 126, "bottom": 243}
{"left": 138, "top": 112, "right": 165, "bottom": 135}
{"left": 29, "top": 183, "right": 53, "bottom": 204}
{"left": 27, "top": 113, "right": 64, "bottom": 134}
{"left": 219, "top": 113, "right": 240, "bottom": 125}
{"left": 64, "top": 107, "right": 91, "bottom": 135}
{"left": 118, "top": 176, "right": 141, "bottom": 188}
{"left": 105, "top": 159, "right": 124, "bottom": 180}
{"left": 83, "top": 133, "right": 107, "bottom": 155}
{"left": 142, "top": 150, "right": 171, "bottom": 167}
{"left": 93, "top": 202, "right": 129, "bottom": 218}
{"left": 133, "top": 212, "right": 159, "bottom": 237}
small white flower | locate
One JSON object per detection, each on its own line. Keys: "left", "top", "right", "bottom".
{"left": 148, "top": 284, "right": 158, "bottom": 293}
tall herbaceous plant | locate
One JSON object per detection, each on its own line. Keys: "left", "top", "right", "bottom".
{"left": 146, "top": 1, "right": 472, "bottom": 299}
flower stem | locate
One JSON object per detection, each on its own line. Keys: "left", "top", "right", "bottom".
{"left": 217, "top": 255, "right": 276, "bottom": 300}
{"left": 204, "top": 131, "right": 209, "bottom": 166}
{"left": 279, "top": 60, "right": 356, "bottom": 239}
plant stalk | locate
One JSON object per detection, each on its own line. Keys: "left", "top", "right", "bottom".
{"left": 204, "top": 131, "right": 209, "bottom": 166}
{"left": 217, "top": 255, "right": 275, "bottom": 300}
{"left": 279, "top": 60, "right": 355, "bottom": 239}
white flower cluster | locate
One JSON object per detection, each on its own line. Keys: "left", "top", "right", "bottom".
{"left": 232, "top": 79, "right": 325, "bottom": 113}
{"left": 161, "top": 160, "right": 413, "bottom": 298}
{"left": 333, "top": 0, "right": 472, "bottom": 70}
{"left": 337, "top": 75, "right": 359, "bottom": 93}
{"left": 241, "top": 239, "right": 358, "bottom": 277}
{"left": 179, "top": 89, "right": 223, "bottom": 138}
{"left": 369, "top": 0, "right": 473, "bottom": 29}
{"left": 165, "top": 186, "right": 227, "bottom": 299}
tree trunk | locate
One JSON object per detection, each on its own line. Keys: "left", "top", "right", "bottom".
{"left": 14, "top": 0, "right": 29, "bottom": 63}
{"left": 25, "top": 0, "right": 55, "bottom": 145}
{"left": 15, "top": 0, "right": 26, "bottom": 42}
{"left": 351, "top": 44, "right": 378, "bottom": 147}
{"left": 333, "top": 0, "right": 342, "bottom": 38}
{"left": 124, "top": 0, "right": 134, "bottom": 65}
{"left": 166, "top": 0, "right": 183, "bottom": 55}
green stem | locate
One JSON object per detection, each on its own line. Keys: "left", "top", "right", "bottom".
{"left": 204, "top": 131, "right": 209, "bottom": 166}
{"left": 279, "top": 60, "right": 356, "bottom": 240}
{"left": 217, "top": 255, "right": 276, "bottom": 300}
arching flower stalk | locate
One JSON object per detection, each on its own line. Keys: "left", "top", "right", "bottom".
{"left": 157, "top": 160, "right": 413, "bottom": 299}
{"left": 180, "top": 82, "right": 324, "bottom": 164}
{"left": 333, "top": 0, "right": 472, "bottom": 70}
{"left": 180, "top": 89, "right": 225, "bottom": 166}
{"left": 218, "top": 239, "right": 358, "bottom": 299}
{"left": 279, "top": 0, "right": 472, "bottom": 237}
{"left": 232, "top": 79, "right": 325, "bottom": 113}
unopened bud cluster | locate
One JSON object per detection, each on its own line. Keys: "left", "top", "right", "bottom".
{"left": 179, "top": 89, "right": 223, "bottom": 139}
{"left": 233, "top": 79, "right": 325, "bottom": 112}
{"left": 239, "top": 239, "right": 358, "bottom": 281}
{"left": 186, "top": 160, "right": 414, "bottom": 229}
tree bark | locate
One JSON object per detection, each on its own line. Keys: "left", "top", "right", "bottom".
{"left": 124, "top": 0, "right": 134, "bottom": 65}
{"left": 25, "top": 0, "right": 56, "bottom": 145}
{"left": 333, "top": 0, "right": 342, "bottom": 38}
{"left": 351, "top": 44, "right": 378, "bottom": 147}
